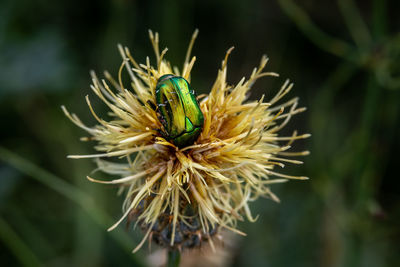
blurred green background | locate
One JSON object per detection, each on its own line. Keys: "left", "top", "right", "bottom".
{"left": 1, "top": 0, "right": 399, "bottom": 266}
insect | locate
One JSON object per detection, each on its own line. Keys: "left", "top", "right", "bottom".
{"left": 153, "top": 74, "right": 204, "bottom": 148}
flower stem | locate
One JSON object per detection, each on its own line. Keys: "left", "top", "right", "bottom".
{"left": 167, "top": 249, "right": 181, "bottom": 267}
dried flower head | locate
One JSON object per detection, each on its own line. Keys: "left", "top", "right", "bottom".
{"left": 62, "top": 30, "right": 309, "bottom": 252}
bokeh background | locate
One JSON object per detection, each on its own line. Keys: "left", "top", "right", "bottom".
{"left": 1, "top": 0, "right": 399, "bottom": 266}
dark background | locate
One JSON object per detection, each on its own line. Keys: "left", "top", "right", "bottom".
{"left": 1, "top": 0, "right": 399, "bottom": 266}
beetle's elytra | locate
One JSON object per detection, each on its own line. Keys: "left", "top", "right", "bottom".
{"left": 155, "top": 74, "right": 204, "bottom": 148}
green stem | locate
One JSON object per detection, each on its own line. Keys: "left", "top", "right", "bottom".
{"left": 167, "top": 249, "right": 181, "bottom": 267}
{"left": 0, "top": 217, "right": 42, "bottom": 267}
{"left": 337, "top": 0, "right": 371, "bottom": 48}
{"left": 372, "top": 0, "right": 387, "bottom": 37}
{"left": 277, "top": 0, "right": 353, "bottom": 59}
{"left": 0, "top": 146, "right": 145, "bottom": 266}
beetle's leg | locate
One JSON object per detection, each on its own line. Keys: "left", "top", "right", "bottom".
{"left": 147, "top": 100, "right": 157, "bottom": 111}
{"left": 196, "top": 94, "right": 207, "bottom": 101}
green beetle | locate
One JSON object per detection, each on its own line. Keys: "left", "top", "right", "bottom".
{"left": 154, "top": 74, "right": 204, "bottom": 148}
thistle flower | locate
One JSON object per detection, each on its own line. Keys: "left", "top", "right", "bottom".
{"left": 62, "top": 30, "right": 309, "bottom": 253}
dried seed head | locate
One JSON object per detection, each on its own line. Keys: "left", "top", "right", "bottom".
{"left": 63, "top": 30, "right": 309, "bottom": 252}
{"left": 130, "top": 199, "right": 218, "bottom": 250}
